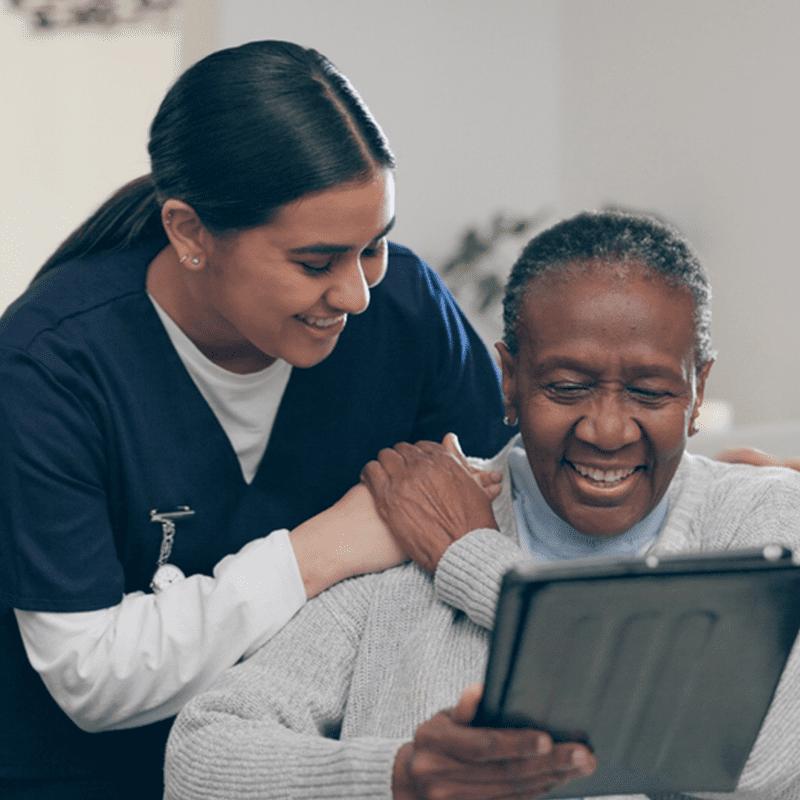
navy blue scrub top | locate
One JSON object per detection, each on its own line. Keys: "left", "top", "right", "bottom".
{"left": 0, "top": 240, "right": 511, "bottom": 796}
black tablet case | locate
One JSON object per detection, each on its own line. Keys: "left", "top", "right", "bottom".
{"left": 474, "top": 548, "right": 800, "bottom": 797}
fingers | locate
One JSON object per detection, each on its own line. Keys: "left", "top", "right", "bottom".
{"left": 406, "top": 730, "right": 596, "bottom": 800}
{"left": 452, "top": 683, "right": 483, "bottom": 724}
{"left": 360, "top": 459, "right": 389, "bottom": 495}
{"left": 714, "top": 447, "right": 779, "bottom": 467}
{"left": 408, "top": 743, "right": 595, "bottom": 785}
{"left": 442, "top": 432, "right": 467, "bottom": 464}
{"left": 418, "top": 716, "right": 550, "bottom": 763}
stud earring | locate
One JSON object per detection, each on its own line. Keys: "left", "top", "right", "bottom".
{"left": 191, "top": 256, "right": 201, "bottom": 266}
{"left": 503, "top": 412, "right": 516, "bottom": 427}
{"left": 179, "top": 254, "right": 189, "bottom": 264}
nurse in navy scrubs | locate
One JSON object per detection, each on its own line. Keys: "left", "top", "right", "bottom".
{"left": 0, "top": 41, "right": 508, "bottom": 798}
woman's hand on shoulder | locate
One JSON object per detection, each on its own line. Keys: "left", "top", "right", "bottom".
{"left": 289, "top": 483, "right": 407, "bottom": 599}
{"left": 715, "top": 447, "right": 800, "bottom": 472}
{"left": 360, "top": 434, "right": 502, "bottom": 574}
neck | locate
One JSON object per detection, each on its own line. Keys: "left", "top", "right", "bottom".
{"left": 146, "top": 246, "right": 275, "bottom": 374}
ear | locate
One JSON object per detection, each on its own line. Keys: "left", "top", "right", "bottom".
{"left": 688, "top": 359, "right": 714, "bottom": 437}
{"left": 495, "top": 341, "right": 519, "bottom": 426}
{"left": 161, "top": 199, "right": 211, "bottom": 271}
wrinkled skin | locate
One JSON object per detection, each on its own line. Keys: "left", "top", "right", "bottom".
{"left": 392, "top": 684, "right": 596, "bottom": 800}
{"left": 360, "top": 435, "right": 501, "bottom": 573}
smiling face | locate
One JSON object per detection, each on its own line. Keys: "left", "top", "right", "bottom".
{"left": 157, "top": 169, "right": 395, "bottom": 373}
{"left": 498, "top": 262, "right": 712, "bottom": 537}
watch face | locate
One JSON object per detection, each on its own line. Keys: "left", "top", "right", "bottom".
{"left": 150, "top": 563, "right": 186, "bottom": 593}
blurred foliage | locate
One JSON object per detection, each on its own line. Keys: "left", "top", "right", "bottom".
{"left": 7, "top": 0, "right": 176, "bottom": 28}
{"left": 441, "top": 209, "right": 550, "bottom": 312}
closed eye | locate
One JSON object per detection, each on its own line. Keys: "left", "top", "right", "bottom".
{"left": 298, "top": 260, "right": 333, "bottom": 275}
{"left": 362, "top": 238, "right": 387, "bottom": 258}
{"left": 547, "top": 383, "right": 592, "bottom": 401}
{"left": 627, "top": 386, "right": 671, "bottom": 403}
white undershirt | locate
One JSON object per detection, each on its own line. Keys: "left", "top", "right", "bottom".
{"left": 14, "top": 296, "right": 303, "bottom": 733}
{"left": 150, "top": 295, "right": 292, "bottom": 483}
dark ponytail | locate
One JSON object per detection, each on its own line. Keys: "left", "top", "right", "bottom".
{"left": 35, "top": 175, "right": 165, "bottom": 277}
{"left": 34, "top": 40, "right": 395, "bottom": 281}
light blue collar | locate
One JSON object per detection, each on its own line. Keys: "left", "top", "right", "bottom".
{"left": 508, "top": 442, "right": 668, "bottom": 562}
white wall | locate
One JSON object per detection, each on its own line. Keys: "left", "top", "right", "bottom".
{"left": 198, "top": 0, "right": 800, "bottom": 428}
{"left": 212, "top": 0, "right": 562, "bottom": 269}
{"left": 6, "top": 1, "right": 797, "bottom": 429}
{"left": 557, "top": 0, "right": 800, "bottom": 425}
{"left": 0, "top": 10, "right": 181, "bottom": 310}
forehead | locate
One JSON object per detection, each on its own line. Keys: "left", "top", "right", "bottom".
{"left": 270, "top": 170, "right": 395, "bottom": 237}
{"left": 517, "top": 262, "right": 696, "bottom": 372}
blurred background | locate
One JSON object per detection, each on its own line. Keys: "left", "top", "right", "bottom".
{"left": 3, "top": 0, "right": 799, "bottom": 455}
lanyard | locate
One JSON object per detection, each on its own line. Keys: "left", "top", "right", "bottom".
{"left": 149, "top": 506, "right": 195, "bottom": 593}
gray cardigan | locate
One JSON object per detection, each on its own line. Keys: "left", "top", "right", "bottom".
{"left": 165, "top": 442, "right": 800, "bottom": 800}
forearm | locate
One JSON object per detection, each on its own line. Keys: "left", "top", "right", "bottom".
{"left": 290, "top": 483, "right": 406, "bottom": 598}
{"left": 165, "top": 581, "right": 401, "bottom": 800}
{"left": 16, "top": 530, "right": 305, "bottom": 732}
{"left": 167, "top": 711, "right": 403, "bottom": 800}
{"left": 434, "top": 528, "right": 528, "bottom": 629}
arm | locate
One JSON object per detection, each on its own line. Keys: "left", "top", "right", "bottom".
{"left": 164, "top": 576, "right": 402, "bottom": 800}
{"left": 696, "top": 472, "right": 800, "bottom": 799}
{"left": 362, "top": 438, "right": 528, "bottom": 629}
{"left": 15, "top": 484, "right": 404, "bottom": 732}
{"left": 164, "top": 578, "right": 595, "bottom": 800}
{"left": 714, "top": 447, "right": 800, "bottom": 473}
{"left": 2, "top": 347, "right": 406, "bottom": 732}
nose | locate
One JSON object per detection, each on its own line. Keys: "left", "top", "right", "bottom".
{"left": 325, "top": 257, "right": 371, "bottom": 315}
{"left": 573, "top": 388, "right": 642, "bottom": 451}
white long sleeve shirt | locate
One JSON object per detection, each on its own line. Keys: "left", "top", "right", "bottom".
{"left": 16, "top": 529, "right": 306, "bottom": 732}
{"left": 15, "top": 296, "right": 302, "bottom": 732}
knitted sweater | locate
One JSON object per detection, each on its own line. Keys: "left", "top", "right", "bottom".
{"left": 165, "top": 442, "right": 800, "bottom": 800}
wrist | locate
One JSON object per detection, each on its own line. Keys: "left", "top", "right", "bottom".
{"left": 289, "top": 515, "right": 350, "bottom": 599}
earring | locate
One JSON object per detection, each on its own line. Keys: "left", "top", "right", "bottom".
{"left": 179, "top": 254, "right": 189, "bottom": 264}
{"left": 191, "top": 256, "right": 201, "bottom": 266}
{"left": 503, "top": 412, "right": 516, "bottom": 427}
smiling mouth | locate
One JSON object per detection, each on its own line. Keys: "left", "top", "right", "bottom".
{"left": 294, "top": 313, "right": 347, "bottom": 331}
{"left": 566, "top": 460, "right": 644, "bottom": 487}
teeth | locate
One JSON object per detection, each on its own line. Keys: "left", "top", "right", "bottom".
{"left": 572, "top": 463, "right": 638, "bottom": 484}
{"left": 297, "top": 314, "right": 345, "bottom": 329}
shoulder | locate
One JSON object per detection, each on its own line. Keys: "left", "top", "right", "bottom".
{"left": 669, "top": 452, "right": 800, "bottom": 550}
{"left": 467, "top": 434, "right": 520, "bottom": 474}
{"left": 677, "top": 451, "right": 800, "bottom": 503}
{"left": 376, "top": 241, "right": 455, "bottom": 316}
{"left": 0, "top": 242, "right": 159, "bottom": 353}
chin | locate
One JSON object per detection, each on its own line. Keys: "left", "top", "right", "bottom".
{"left": 567, "top": 513, "right": 642, "bottom": 538}
{"left": 285, "top": 345, "right": 338, "bottom": 369}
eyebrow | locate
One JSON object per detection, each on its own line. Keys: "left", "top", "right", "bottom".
{"left": 288, "top": 217, "right": 396, "bottom": 255}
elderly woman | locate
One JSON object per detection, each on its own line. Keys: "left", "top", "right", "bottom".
{"left": 164, "top": 212, "right": 800, "bottom": 800}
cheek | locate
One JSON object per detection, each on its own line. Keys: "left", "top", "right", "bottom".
{"left": 519, "top": 402, "right": 573, "bottom": 451}
{"left": 646, "top": 409, "right": 692, "bottom": 461}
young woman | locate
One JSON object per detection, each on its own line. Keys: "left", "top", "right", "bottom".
{"left": 0, "top": 41, "right": 508, "bottom": 798}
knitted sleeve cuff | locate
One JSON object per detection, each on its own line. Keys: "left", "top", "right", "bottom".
{"left": 433, "top": 529, "right": 524, "bottom": 630}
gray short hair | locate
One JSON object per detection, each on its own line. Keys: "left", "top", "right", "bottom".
{"left": 502, "top": 210, "right": 715, "bottom": 366}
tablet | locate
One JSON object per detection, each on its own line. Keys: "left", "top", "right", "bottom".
{"left": 474, "top": 546, "right": 800, "bottom": 797}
